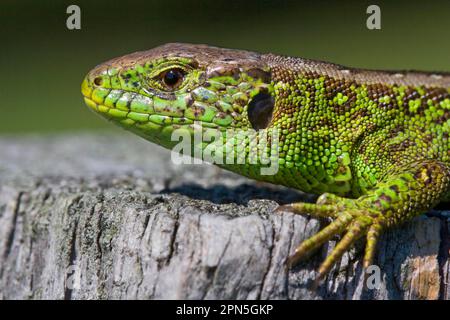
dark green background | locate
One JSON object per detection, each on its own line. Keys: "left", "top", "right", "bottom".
{"left": 1, "top": 0, "right": 449, "bottom": 133}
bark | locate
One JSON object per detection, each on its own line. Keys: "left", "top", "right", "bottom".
{"left": 0, "top": 133, "right": 448, "bottom": 300}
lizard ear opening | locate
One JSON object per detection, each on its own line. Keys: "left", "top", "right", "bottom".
{"left": 247, "top": 92, "right": 274, "bottom": 130}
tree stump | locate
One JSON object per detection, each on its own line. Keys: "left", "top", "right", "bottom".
{"left": 0, "top": 133, "right": 448, "bottom": 299}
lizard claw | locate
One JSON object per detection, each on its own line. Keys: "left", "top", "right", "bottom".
{"left": 279, "top": 194, "right": 385, "bottom": 283}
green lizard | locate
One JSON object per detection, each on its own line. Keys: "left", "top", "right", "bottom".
{"left": 81, "top": 43, "right": 450, "bottom": 281}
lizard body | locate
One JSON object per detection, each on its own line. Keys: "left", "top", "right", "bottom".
{"left": 82, "top": 43, "right": 450, "bottom": 281}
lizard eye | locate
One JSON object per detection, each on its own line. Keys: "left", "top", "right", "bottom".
{"left": 160, "top": 68, "right": 185, "bottom": 91}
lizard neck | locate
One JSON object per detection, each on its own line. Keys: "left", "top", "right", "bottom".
{"left": 215, "top": 64, "right": 361, "bottom": 196}
{"left": 245, "top": 56, "right": 374, "bottom": 196}
{"left": 260, "top": 53, "right": 450, "bottom": 197}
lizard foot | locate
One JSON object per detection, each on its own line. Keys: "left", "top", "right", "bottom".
{"left": 278, "top": 193, "right": 384, "bottom": 282}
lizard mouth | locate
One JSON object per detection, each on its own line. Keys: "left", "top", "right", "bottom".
{"left": 81, "top": 76, "right": 197, "bottom": 130}
{"left": 81, "top": 75, "right": 236, "bottom": 137}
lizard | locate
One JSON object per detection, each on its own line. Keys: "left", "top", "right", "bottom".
{"left": 81, "top": 43, "right": 450, "bottom": 282}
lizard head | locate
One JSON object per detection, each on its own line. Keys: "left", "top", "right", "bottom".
{"left": 81, "top": 43, "right": 275, "bottom": 149}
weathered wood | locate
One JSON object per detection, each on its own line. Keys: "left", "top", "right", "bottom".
{"left": 0, "top": 133, "right": 448, "bottom": 299}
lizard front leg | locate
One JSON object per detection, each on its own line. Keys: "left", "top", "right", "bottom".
{"left": 279, "top": 160, "right": 450, "bottom": 281}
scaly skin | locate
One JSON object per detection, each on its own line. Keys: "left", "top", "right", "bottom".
{"left": 81, "top": 43, "right": 450, "bottom": 282}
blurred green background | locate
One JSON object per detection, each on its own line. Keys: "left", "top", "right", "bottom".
{"left": 1, "top": 0, "right": 449, "bottom": 133}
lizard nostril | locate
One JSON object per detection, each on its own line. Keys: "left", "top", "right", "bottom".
{"left": 93, "top": 76, "right": 103, "bottom": 86}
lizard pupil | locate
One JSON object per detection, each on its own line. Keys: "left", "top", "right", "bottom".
{"left": 163, "top": 69, "right": 183, "bottom": 89}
